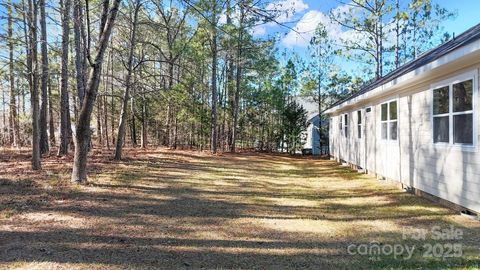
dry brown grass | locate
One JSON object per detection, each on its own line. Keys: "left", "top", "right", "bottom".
{"left": 0, "top": 147, "right": 479, "bottom": 269}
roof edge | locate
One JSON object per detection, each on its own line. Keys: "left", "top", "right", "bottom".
{"left": 325, "top": 22, "right": 480, "bottom": 114}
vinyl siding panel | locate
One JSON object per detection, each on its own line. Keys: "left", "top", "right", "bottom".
{"left": 328, "top": 63, "right": 480, "bottom": 213}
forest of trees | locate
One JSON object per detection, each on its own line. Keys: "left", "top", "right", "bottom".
{"left": 0, "top": 0, "right": 455, "bottom": 182}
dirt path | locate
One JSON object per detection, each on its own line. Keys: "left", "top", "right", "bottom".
{"left": 0, "top": 148, "right": 479, "bottom": 269}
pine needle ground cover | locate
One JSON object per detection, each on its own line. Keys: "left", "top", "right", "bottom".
{"left": 0, "top": 148, "right": 479, "bottom": 269}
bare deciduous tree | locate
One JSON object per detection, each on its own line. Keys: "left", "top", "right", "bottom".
{"left": 71, "top": 0, "right": 121, "bottom": 183}
{"left": 114, "top": 0, "right": 142, "bottom": 160}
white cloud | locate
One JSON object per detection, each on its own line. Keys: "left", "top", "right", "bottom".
{"left": 251, "top": 25, "right": 267, "bottom": 36}
{"left": 330, "top": 2, "right": 352, "bottom": 17}
{"left": 281, "top": 3, "right": 373, "bottom": 49}
{"left": 266, "top": 0, "right": 309, "bottom": 23}
{"left": 281, "top": 10, "right": 341, "bottom": 48}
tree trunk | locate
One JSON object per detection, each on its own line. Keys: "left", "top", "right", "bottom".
{"left": 48, "top": 77, "right": 55, "bottom": 144}
{"left": 39, "top": 0, "right": 49, "bottom": 154}
{"left": 103, "top": 52, "right": 111, "bottom": 149}
{"left": 165, "top": 60, "right": 174, "bottom": 147}
{"left": 173, "top": 114, "right": 178, "bottom": 149}
{"left": 226, "top": 0, "right": 234, "bottom": 152}
{"left": 103, "top": 94, "right": 110, "bottom": 149}
{"left": 210, "top": 4, "right": 218, "bottom": 154}
{"left": 230, "top": 4, "right": 246, "bottom": 154}
{"left": 394, "top": 0, "right": 400, "bottom": 68}
{"left": 231, "top": 13, "right": 243, "bottom": 154}
{"left": 140, "top": 91, "right": 147, "bottom": 148}
{"left": 27, "top": 0, "right": 41, "bottom": 169}
{"left": 378, "top": 12, "right": 383, "bottom": 78}
{"left": 72, "top": 0, "right": 121, "bottom": 183}
{"left": 7, "top": 0, "right": 19, "bottom": 148}
{"left": 114, "top": 0, "right": 140, "bottom": 160}
{"left": 2, "top": 78, "right": 6, "bottom": 143}
{"left": 165, "top": 103, "right": 171, "bottom": 146}
{"left": 231, "top": 63, "right": 241, "bottom": 153}
{"left": 58, "top": 0, "right": 72, "bottom": 156}
{"left": 109, "top": 50, "right": 116, "bottom": 145}
{"left": 19, "top": 5, "right": 27, "bottom": 121}
{"left": 318, "top": 65, "right": 322, "bottom": 155}
{"left": 130, "top": 83, "right": 137, "bottom": 147}
{"left": 96, "top": 95, "right": 103, "bottom": 146}
{"left": 375, "top": 23, "right": 380, "bottom": 80}
{"left": 226, "top": 56, "right": 234, "bottom": 150}
{"left": 73, "top": 0, "right": 86, "bottom": 106}
{"left": 140, "top": 66, "right": 147, "bottom": 149}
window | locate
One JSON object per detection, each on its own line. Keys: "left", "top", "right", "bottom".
{"left": 453, "top": 80, "right": 473, "bottom": 144}
{"left": 433, "top": 86, "right": 449, "bottom": 143}
{"left": 433, "top": 78, "right": 474, "bottom": 145}
{"left": 339, "top": 115, "right": 343, "bottom": 134}
{"left": 380, "top": 100, "right": 398, "bottom": 141}
{"left": 357, "top": 110, "right": 362, "bottom": 139}
{"left": 344, "top": 114, "right": 348, "bottom": 137}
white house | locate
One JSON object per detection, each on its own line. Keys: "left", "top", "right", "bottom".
{"left": 294, "top": 97, "right": 321, "bottom": 155}
{"left": 303, "top": 114, "right": 320, "bottom": 155}
{"left": 325, "top": 23, "right": 480, "bottom": 213}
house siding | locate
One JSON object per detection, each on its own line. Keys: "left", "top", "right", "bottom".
{"left": 303, "top": 116, "right": 320, "bottom": 155}
{"left": 329, "top": 63, "right": 480, "bottom": 213}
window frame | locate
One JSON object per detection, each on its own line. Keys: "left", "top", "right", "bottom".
{"left": 343, "top": 113, "right": 349, "bottom": 138}
{"left": 430, "top": 70, "right": 478, "bottom": 151}
{"left": 357, "top": 110, "right": 362, "bottom": 139}
{"left": 380, "top": 99, "right": 398, "bottom": 141}
{"left": 432, "top": 85, "right": 450, "bottom": 144}
{"left": 339, "top": 115, "right": 343, "bottom": 135}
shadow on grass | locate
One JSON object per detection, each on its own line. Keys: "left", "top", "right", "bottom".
{"left": 0, "top": 148, "right": 479, "bottom": 269}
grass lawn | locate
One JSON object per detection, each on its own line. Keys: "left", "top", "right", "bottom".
{"left": 0, "top": 148, "right": 479, "bottom": 269}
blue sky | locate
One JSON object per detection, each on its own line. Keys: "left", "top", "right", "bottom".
{"left": 254, "top": 0, "right": 480, "bottom": 67}
{"left": 1, "top": 0, "right": 477, "bottom": 74}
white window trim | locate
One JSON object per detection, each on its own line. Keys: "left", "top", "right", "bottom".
{"left": 380, "top": 99, "right": 398, "bottom": 142}
{"left": 357, "top": 109, "right": 363, "bottom": 140}
{"left": 339, "top": 115, "right": 343, "bottom": 135}
{"left": 343, "top": 113, "right": 349, "bottom": 138}
{"left": 430, "top": 69, "right": 478, "bottom": 152}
